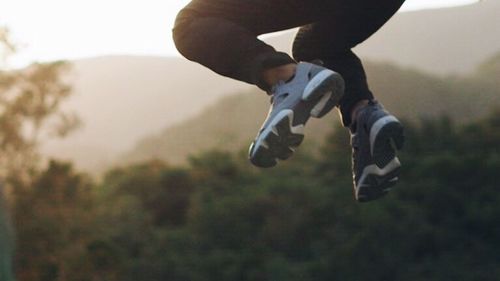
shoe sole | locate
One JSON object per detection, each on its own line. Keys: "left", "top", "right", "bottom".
{"left": 356, "top": 159, "right": 401, "bottom": 202}
{"left": 249, "top": 70, "right": 344, "bottom": 168}
{"left": 356, "top": 119, "right": 404, "bottom": 202}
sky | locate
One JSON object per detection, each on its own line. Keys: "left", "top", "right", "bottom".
{"left": 0, "top": 0, "right": 480, "bottom": 68}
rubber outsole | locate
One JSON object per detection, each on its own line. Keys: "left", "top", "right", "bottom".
{"left": 249, "top": 112, "right": 304, "bottom": 167}
{"left": 356, "top": 121, "right": 405, "bottom": 202}
{"left": 249, "top": 71, "right": 344, "bottom": 168}
{"left": 357, "top": 166, "right": 400, "bottom": 202}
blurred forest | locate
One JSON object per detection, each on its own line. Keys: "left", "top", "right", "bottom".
{"left": 0, "top": 27, "right": 78, "bottom": 281}
{"left": 2, "top": 28, "right": 500, "bottom": 281}
{"left": 9, "top": 112, "right": 500, "bottom": 281}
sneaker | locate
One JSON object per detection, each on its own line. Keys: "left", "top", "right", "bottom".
{"left": 249, "top": 62, "right": 345, "bottom": 168}
{"left": 350, "top": 100, "right": 404, "bottom": 202}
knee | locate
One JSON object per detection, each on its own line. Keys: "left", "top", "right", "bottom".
{"left": 172, "top": 9, "right": 198, "bottom": 59}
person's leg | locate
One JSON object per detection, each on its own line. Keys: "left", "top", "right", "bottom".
{"left": 291, "top": 0, "right": 405, "bottom": 202}
{"left": 173, "top": 0, "right": 320, "bottom": 91}
{"left": 173, "top": 0, "right": 345, "bottom": 168}
{"left": 292, "top": 0, "right": 406, "bottom": 127}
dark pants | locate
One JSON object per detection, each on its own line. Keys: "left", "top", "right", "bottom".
{"left": 173, "top": 0, "right": 405, "bottom": 126}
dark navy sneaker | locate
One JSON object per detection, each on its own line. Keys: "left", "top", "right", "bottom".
{"left": 249, "top": 62, "right": 345, "bottom": 168}
{"left": 350, "top": 100, "right": 404, "bottom": 202}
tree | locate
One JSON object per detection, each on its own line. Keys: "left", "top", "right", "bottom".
{"left": 0, "top": 186, "right": 15, "bottom": 281}
{"left": 0, "top": 27, "right": 80, "bottom": 183}
{"left": 0, "top": 27, "right": 79, "bottom": 281}
{"left": 12, "top": 161, "right": 94, "bottom": 281}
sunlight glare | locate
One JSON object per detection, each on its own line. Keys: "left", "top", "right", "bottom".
{"left": 0, "top": 0, "right": 480, "bottom": 67}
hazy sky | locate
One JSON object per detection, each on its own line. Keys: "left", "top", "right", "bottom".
{"left": 0, "top": 0, "right": 479, "bottom": 67}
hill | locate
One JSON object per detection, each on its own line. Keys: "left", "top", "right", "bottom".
{"left": 121, "top": 53, "right": 500, "bottom": 165}
{"left": 42, "top": 56, "right": 250, "bottom": 172}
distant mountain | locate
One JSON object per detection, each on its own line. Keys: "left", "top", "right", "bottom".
{"left": 122, "top": 54, "right": 500, "bottom": 166}
{"left": 42, "top": 56, "right": 250, "bottom": 172}
{"left": 119, "top": 90, "right": 337, "bottom": 166}
{"left": 265, "top": 0, "right": 499, "bottom": 75}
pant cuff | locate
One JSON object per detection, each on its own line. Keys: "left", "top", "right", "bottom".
{"left": 247, "top": 52, "right": 296, "bottom": 92}
{"left": 339, "top": 91, "right": 375, "bottom": 127}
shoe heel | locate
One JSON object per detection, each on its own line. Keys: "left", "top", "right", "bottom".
{"left": 390, "top": 123, "right": 405, "bottom": 151}
{"left": 303, "top": 70, "right": 337, "bottom": 101}
{"left": 307, "top": 72, "right": 345, "bottom": 118}
{"left": 372, "top": 121, "right": 404, "bottom": 168}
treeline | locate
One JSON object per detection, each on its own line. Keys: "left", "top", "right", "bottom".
{"left": 0, "top": 27, "right": 79, "bottom": 281}
{"left": 10, "top": 112, "right": 500, "bottom": 281}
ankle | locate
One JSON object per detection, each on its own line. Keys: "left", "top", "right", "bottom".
{"left": 350, "top": 99, "right": 370, "bottom": 124}
{"left": 262, "top": 63, "right": 297, "bottom": 87}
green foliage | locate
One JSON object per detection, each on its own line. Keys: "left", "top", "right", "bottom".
{"left": 9, "top": 47, "right": 500, "bottom": 281}
{"left": 0, "top": 189, "right": 15, "bottom": 281}
{"left": 15, "top": 111, "right": 500, "bottom": 281}
{"left": 0, "top": 61, "right": 80, "bottom": 180}
{"left": 1, "top": 27, "right": 79, "bottom": 281}
{"left": 12, "top": 161, "right": 94, "bottom": 281}
{"left": 0, "top": 28, "right": 79, "bottom": 182}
